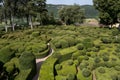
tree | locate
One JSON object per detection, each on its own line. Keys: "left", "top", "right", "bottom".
{"left": 0, "top": 0, "right": 18, "bottom": 32}
{"left": 0, "top": 0, "right": 47, "bottom": 30}
{"left": 93, "top": 0, "right": 120, "bottom": 25}
{"left": 58, "top": 4, "right": 85, "bottom": 25}
{"left": 35, "top": 0, "right": 48, "bottom": 25}
{"left": 21, "top": 0, "right": 47, "bottom": 28}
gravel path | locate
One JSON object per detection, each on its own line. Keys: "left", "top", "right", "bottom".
{"left": 92, "top": 70, "right": 96, "bottom": 80}
{"left": 32, "top": 43, "right": 54, "bottom": 80}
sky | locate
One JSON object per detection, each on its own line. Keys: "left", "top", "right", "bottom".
{"left": 46, "top": 0, "right": 93, "bottom": 5}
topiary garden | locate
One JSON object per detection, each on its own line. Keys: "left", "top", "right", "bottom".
{"left": 0, "top": 25, "right": 120, "bottom": 80}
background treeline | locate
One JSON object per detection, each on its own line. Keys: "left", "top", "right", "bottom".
{"left": 0, "top": 0, "right": 95, "bottom": 30}
{"left": 0, "top": 0, "right": 51, "bottom": 29}
{"left": 47, "top": 4, "right": 99, "bottom": 19}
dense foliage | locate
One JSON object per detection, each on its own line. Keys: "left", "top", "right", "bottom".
{"left": 58, "top": 5, "right": 85, "bottom": 25}
{"left": 46, "top": 4, "right": 99, "bottom": 18}
{"left": 0, "top": 25, "right": 120, "bottom": 80}
{"left": 0, "top": 0, "right": 47, "bottom": 29}
{"left": 93, "top": 0, "right": 120, "bottom": 25}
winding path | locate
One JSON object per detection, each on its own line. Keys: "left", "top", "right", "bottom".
{"left": 32, "top": 43, "right": 54, "bottom": 80}
{"left": 92, "top": 70, "right": 96, "bottom": 80}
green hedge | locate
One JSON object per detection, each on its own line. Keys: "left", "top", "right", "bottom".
{"left": 15, "top": 69, "right": 32, "bottom": 80}
{"left": 25, "top": 42, "right": 48, "bottom": 58}
{"left": 4, "top": 58, "right": 19, "bottom": 73}
{"left": 60, "top": 40, "right": 69, "bottom": 48}
{"left": 39, "top": 57, "right": 57, "bottom": 80}
{"left": 66, "top": 73, "right": 76, "bottom": 80}
{"left": 18, "top": 52, "right": 36, "bottom": 80}
{"left": 77, "top": 70, "right": 92, "bottom": 80}
{"left": 82, "top": 68, "right": 91, "bottom": 77}
{"left": 58, "top": 53, "right": 73, "bottom": 63}
{"left": 55, "top": 64, "right": 62, "bottom": 71}
{"left": 98, "top": 67, "right": 105, "bottom": 73}
{"left": 77, "top": 44, "right": 84, "bottom": 50}
{"left": 101, "top": 37, "right": 112, "bottom": 44}
{"left": 31, "top": 31, "right": 40, "bottom": 37}
{"left": 65, "top": 37, "right": 76, "bottom": 47}
{"left": 55, "top": 75, "right": 67, "bottom": 80}
{"left": 35, "top": 46, "right": 50, "bottom": 58}
{"left": 72, "top": 51, "right": 80, "bottom": 60}
{"left": 82, "top": 38, "right": 94, "bottom": 49}
{"left": 0, "top": 46, "right": 15, "bottom": 63}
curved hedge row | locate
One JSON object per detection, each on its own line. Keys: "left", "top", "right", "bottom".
{"left": 39, "top": 57, "right": 57, "bottom": 80}
{"left": 15, "top": 52, "right": 36, "bottom": 80}
{"left": 35, "top": 46, "right": 50, "bottom": 59}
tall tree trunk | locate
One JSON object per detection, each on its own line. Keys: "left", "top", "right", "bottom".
{"left": 5, "top": 26, "right": 8, "bottom": 33}
{"left": 29, "top": 15, "right": 33, "bottom": 29}
{"left": 4, "top": 11, "right": 7, "bottom": 32}
{"left": 39, "top": 13, "right": 42, "bottom": 25}
{"left": 26, "top": 15, "right": 29, "bottom": 26}
{"left": 11, "top": 13, "right": 15, "bottom": 31}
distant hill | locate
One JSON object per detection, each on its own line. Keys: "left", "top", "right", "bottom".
{"left": 46, "top": 4, "right": 99, "bottom": 19}
{"left": 81, "top": 5, "right": 99, "bottom": 18}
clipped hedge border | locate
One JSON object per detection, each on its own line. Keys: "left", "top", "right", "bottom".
{"left": 39, "top": 57, "right": 57, "bottom": 80}
{"left": 35, "top": 45, "right": 50, "bottom": 59}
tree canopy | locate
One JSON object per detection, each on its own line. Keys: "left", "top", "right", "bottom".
{"left": 0, "top": 0, "right": 47, "bottom": 29}
{"left": 58, "top": 5, "right": 85, "bottom": 25}
{"left": 93, "top": 0, "right": 120, "bottom": 25}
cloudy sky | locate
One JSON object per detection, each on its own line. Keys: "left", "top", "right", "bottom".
{"left": 46, "top": 0, "right": 93, "bottom": 5}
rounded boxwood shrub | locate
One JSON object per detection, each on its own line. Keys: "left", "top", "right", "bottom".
{"left": 118, "top": 75, "right": 120, "bottom": 80}
{"left": 82, "top": 38, "right": 94, "bottom": 49}
{"left": 68, "top": 60, "right": 73, "bottom": 65}
{"left": 111, "top": 75, "right": 118, "bottom": 80}
{"left": 31, "top": 31, "right": 40, "bottom": 37}
{"left": 79, "top": 63, "right": 87, "bottom": 70}
{"left": 115, "top": 46, "right": 120, "bottom": 52}
{"left": 82, "top": 68, "right": 91, "bottom": 77}
{"left": 98, "top": 67, "right": 105, "bottom": 73}
{"left": 92, "top": 47, "right": 99, "bottom": 52}
{"left": 67, "top": 74, "right": 75, "bottom": 80}
{"left": 72, "top": 51, "right": 80, "bottom": 60}
{"left": 55, "top": 42, "right": 61, "bottom": 48}
{"left": 101, "top": 37, "right": 112, "bottom": 44}
{"left": 77, "top": 56, "right": 84, "bottom": 63}
{"left": 65, "top": 37, "right": 76, "bottom": 47}
{"left": 103, "top": 56, "right": 109, "bottom": 62}
{"left": 87, "top": 48, "right": 93, "bottom": 52}
{"left": 80, "top": 50, "right": 86, "bottom": 55}
{"left": 75, "top": 38, "right": 81, "bottom": 44}
{"left": 113, "top": 37, "right": 120, "bottom": 43}
{"left": 4, "top": 62, "right": 14, "bottom": 73}
{"left": 55, "top": 64, "right": 62, "bottom": 70}
{"left": 74, "top": 60, "right": 79, "bottom": 66}
{"left": 111, "top": 57, "right": 117, "bottom": 61}
{"left": 60, "top": 40, "right": 69, "bottom": 48}
{"left": 114, "top": 66, "right": 120, "bottom": 71}
{"left": 77, "top": 44, "right": 84, "bottom": 50}
{"left": 94, "top": 57, "right": 101, "bottom": 63}
{"left": 112, "top": 30, "right": 119, "bottom": 36}
{"left": 105, "top": 62, "right": 113, "bottom": 68}
{"left": 84, "top": 56, "right": 89, "bottom": 60}
{"left": 95, "top": 44, "right": 100, "bottom": 49}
